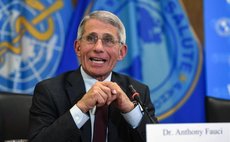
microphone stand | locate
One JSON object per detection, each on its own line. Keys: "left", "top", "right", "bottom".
{"left": 129, "top": 85, "right": 157, "bottom": 124}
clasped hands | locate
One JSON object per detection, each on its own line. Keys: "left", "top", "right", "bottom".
{"left": 76, "top": 81, "right": 134, "bottom": 113}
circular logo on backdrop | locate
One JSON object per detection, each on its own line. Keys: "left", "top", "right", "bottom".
{"left": 91, "top": 0, "right": 202, "bottom": 120}
{"left": 0, "top": 1, "right": 64, "bottom": 93}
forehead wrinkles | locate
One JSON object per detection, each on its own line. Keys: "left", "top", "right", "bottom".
{"left": 83, "top": 19, "right": 119, "bottom": 38}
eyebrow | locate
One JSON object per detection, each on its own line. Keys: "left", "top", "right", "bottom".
{"left": 86, "top": 32, "right": 115, "bottom": 38}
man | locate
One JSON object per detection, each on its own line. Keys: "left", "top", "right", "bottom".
{"left": 29, "top": 10, "right": 158, "bottom": 142}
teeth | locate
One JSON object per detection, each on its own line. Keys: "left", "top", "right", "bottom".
{"left": 90, "top": 57, "right": 106, "bottom": 63}
{"left": 93, "top": 60, "right": 104, "bottom": 63}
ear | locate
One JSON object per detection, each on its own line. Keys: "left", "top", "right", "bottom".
{"left": 74, "top": 40, "right": 81, "bottom": 57}
{"left": 117, "top": 44, "right": 127, "bottom": 61}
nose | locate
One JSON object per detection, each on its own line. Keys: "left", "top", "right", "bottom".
{"left": 93, "top": 38, "right": 104, "bottom": 52}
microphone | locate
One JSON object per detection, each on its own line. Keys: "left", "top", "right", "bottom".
{"left": 129, "top": 85, "right": 144, "bottom": 107}
{"left": 128, "top": 84, "right": 157, "bottom": 124}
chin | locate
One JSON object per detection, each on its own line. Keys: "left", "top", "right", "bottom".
{"left": 91, "top": 71, "right": 110, "bottom": 78}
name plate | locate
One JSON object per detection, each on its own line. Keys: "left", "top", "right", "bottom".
{"left": 146, "top": 123, "right": 230, "bottom": 142}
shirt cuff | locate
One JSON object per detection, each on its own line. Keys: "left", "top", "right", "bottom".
{"left": 70, "top": 105, "right": 89, "bottom": 128}
{"left": 121, "top": 104, "right": 143, "bottom": 128}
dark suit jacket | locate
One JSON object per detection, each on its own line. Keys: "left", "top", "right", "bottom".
{"left": 29, "top": 68, "right": 157, "bottom": 142}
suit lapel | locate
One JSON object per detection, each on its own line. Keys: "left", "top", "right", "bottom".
{"left": 111, "top": 72, "right": 129, "bottom": 95}
{"left": 65, "top": 68, "right": 86, "bottom": 106}
{"left": 65, "top": 68, "right": 91, "bottom": 142}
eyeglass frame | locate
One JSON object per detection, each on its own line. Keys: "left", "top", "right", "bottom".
{"left": 79, "top": 33, "right": 124, "bottom": 47}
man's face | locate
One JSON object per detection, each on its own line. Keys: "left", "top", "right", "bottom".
{"left": 75, "top": 19, "right": 127, "bottom": 80}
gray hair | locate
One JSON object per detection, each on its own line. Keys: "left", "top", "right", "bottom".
{"left": 77, "top": 10, "right": 126, "bottom": 44}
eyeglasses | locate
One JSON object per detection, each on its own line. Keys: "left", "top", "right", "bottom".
{"left": 80, "top": 34, "right": 123, "bottom": 47}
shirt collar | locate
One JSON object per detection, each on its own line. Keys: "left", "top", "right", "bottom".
{"left": 80, "top": 66, "right": 112, "bottom": 92}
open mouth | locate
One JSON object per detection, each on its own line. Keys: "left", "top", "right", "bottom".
{"left": 89, "top": 57, "right": 107, "bottom": 63}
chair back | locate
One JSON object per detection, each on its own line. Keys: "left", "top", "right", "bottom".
{"left": 0, "top": 92, "right": 32, "bottom": 141}
{"left": 206, "top": 96, "right": 230, "bottom": 122}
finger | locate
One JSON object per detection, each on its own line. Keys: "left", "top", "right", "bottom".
{"left": 101, "top": 82, "right": 119, "bottom": 105}
{"left": 102, "top": 82, "right": 122, "bottom": 96}
{"left": 107, "top": 89, "right": 117, "bottom": 104}
{"left": 107, "top": 93, "right": 117, "bottom": 105}
{"left": 102, "top": 82, "right": 118, "bottom": 90}
{"left": 99, "top": 83, "right": 112, "bottom": 98}
{"left": 93, "top": 82, "right": 112, "bottom": 106}
{"left": 93, "top": 88, "right": 107, "bottom": 106}
{"left": 111, "top": 89, "right": 117, "bottom": 95}
{"left": 96, "top": 82, "right": 117, "bottom": 105}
